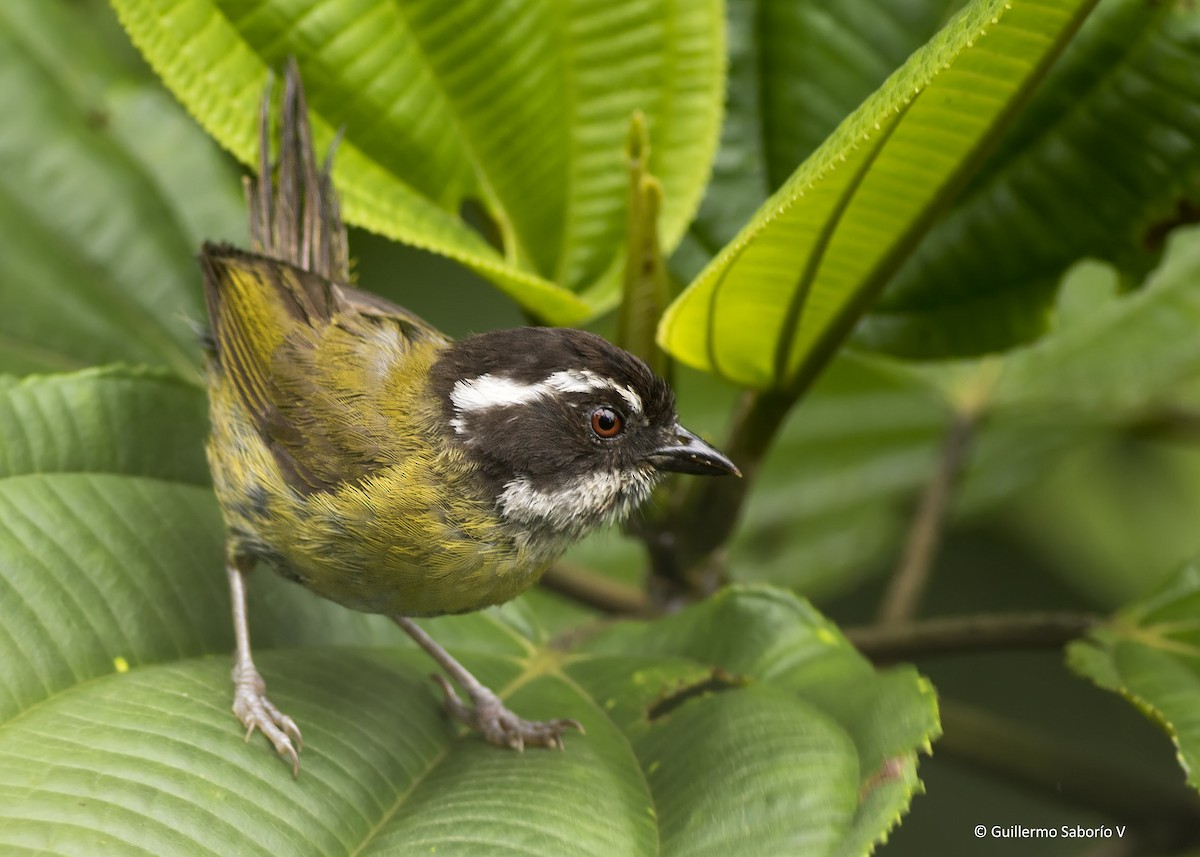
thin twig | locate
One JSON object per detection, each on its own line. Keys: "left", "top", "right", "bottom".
{"left": 847, "top": 611, "right": 1100, "bottom": 661}
{"left": 539, "top": 562, "right": 651, "bottom": 616}
{"left": 877, "top": 412, "right": 976, "bottom": 625}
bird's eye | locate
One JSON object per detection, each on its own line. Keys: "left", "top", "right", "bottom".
{"left": 590, "top": 407, "right": 623, "bottom": 439}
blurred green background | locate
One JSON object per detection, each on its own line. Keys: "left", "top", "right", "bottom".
{"left": 4, "top": 0, "right": 1200, "bottom": 852}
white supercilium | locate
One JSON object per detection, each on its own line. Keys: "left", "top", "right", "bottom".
{"left": 450, "top": 370, "right": 644, "bottom": 434}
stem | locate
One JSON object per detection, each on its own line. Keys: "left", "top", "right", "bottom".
{"left": 647, "top": 388, "right": 796, "bottom": 595}
{"left": 847, "top": 612, "right": 1100, "bottom": 661}
{"left": 617, "top": 113, "right": 672, "bottom": 379}
{"left": 539, "top": 563, "right": 651, "bottom": 616}
{"left": 876, "top": 412, "right": 976, "bottom": 625}
{"left": 1127, "top": 407, "right": 1200, "bottom": 445}
{"left": 938, "top": 700, "right": 1200, "bottom": 826}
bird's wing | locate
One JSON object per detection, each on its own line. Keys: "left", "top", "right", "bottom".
{"left": 201, "top": 244, "right": 449, "bottom": 494}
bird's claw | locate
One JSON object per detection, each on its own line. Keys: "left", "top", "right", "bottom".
{"left": 233, "top": 662, "right": 302, "bottom": 777}
{"left": 431, "top": 675, "right": 583, "bottom": 751}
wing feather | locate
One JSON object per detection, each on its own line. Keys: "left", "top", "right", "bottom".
{"left": 201, "top": 61, "right": 449, "bottom": 495}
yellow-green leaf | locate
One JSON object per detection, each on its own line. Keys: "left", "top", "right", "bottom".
{"left": 659, "top": 0, "right": 1099, "bottom": 390}
{"left": 110, "top": 0, "right": 726, "bottom": 324}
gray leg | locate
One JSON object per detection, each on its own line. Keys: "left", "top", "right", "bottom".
{"left": 391, "top": 616, "right": 583, "bottom": 751}
{"left": 229, "top": 561, "right": 302, "bottom": 776}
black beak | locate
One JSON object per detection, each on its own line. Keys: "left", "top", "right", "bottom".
{"left": 646, "top": 425, "right": 741, "bottom": 477}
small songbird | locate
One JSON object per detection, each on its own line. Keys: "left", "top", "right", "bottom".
{"left": 200, "top": 63, "right": 738, "bottom": 775}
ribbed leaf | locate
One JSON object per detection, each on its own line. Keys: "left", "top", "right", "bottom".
{"left": 676, "top": 0, "right": 962, "bottom": 278}
{"left": 0, "top": 368, "right": 938, "bottom": 856}
{"left": 725, "top": 227, "right": 1200, "bottom": 602}
{"left": 0, "top": 0, "right": 243, "bottom": 378}
{"left": 857, "top": 0, "right": 1200, "bottom": 356}
{"left": 578, "top": 588, "right": 941, "bottom": 855}
{"left": 659, "top": 0, "right": 1100, "bottom": 391}
{"left": 109, "top": 0, "right": 725, "bottom": 324}
{"left": 1068, "top": 558, "right": 1200, "bottom": 792}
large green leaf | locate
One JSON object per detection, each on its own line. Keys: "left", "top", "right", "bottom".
{"left": 856, "top": 0, "right": 1200, "bottom": 357}
{"left": 0, "top": 0, "right": 244, "bottom": 379}
{"left": 658, "top": 0, "right": 1100, "bottom": 391}
{"left": 994, "top": 226, "right": 1200, "bottom": 605}
{"left": 1068, "top": 558, "right": 1200, "bottom": 792}
{"left": 675, "top": 0, "right": 963, "bottom": 280}
{"left": 0, "top": 368, "right": 938, "bottom": 855}
{"left": 991, "top": 227, "right": 1200, "bottom": 413}
{"left": 672, "top": 0, "right": 1200, "bottom": 365}
{"left": 674, "top": 229, "right": 1200, "bottom": 601}
{"left": 109, "top": 0, "right": 725, "bottom": 324}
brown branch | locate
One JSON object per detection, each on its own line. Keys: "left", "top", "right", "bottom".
{"left": 644, "top": 389, "right": 796, "bottom": 600}
{"left": 876, "top": 412, "right": 976, "bottom": 625}
{"left": 847, "top": 611, "right": 1100, "bottom": 661}
{"left": 1127, "top": 406, "right": 1200, "bottom": 445}
{"left": 539, "top": 562, "right": 651, "bottom": 616}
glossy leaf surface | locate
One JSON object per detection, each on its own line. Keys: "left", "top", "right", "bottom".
{"left": 659, "top": 0, "right": 1101, "bottom": 390}
{"left": 110, "top": 0, "right": 726, "bottom": 323}
{"left": 0, "top": 368, "right": 939, "bottom": 856}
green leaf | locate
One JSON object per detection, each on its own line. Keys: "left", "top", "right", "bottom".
{"left": 0, "top": 366, "right": 209, "bottom": 483}
{"left": 578, "top": 587, "right": 941, "bottom": 855}
{"left": 0, "top": 368, "right": 938, "bottom": 855}
{"left": 727, "top": 225, "right": 1200, "bottom": 603}
{"left": 678, "top": 0, "right": 963, "bottom": 277}
{"left": 856, "top": 0, "right": 1200, "bottom": 357}
{"left": 995, "top": 227, "right": 1200, "bottom": 604}
{"left": 993, "top": 226, "right": 1200, "bottom": 413}
{"left": 1067, "top": 558, "right": 1200, "bottom": 792}
{"left": 659, "top": 0, "right": 1100, "bottom": 391}
{"left": 109, "top": 0, "right": 725, "bottom": 324}
{"left": 0, "top": 0, "right": 244, "bottom": 378}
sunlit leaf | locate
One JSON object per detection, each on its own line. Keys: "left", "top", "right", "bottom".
{"left": 857, "top": 0, "right": 1200, "bottom": 357}
{"left": 659, "top": 0, "right": 1100, "bottom": 391}
{"left": 110, "top": 0, "right": 725, "bottom": 324}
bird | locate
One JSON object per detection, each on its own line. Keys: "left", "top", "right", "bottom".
{"left": 199, "top": 62, "right": 739, "bottom": 776}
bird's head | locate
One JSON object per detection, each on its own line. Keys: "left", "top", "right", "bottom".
{"left": 429, "top": 328, "right": 739, "bottom": 546}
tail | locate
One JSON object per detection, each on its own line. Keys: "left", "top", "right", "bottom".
{"left": 201, "top": 58, "right": 348, "bottom": 347}
{"left": 200, "top": 61, "right": 349, "bottom": 414}
{"left": 247, "top": 58, "right": 349, "bottom": 283}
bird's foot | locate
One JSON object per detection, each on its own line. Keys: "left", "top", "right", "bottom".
{"left": 432, "top": 675, "right": 583, "bottom": 751}
{"left": 232, "top": 661, "right": 302, "bottom": 777}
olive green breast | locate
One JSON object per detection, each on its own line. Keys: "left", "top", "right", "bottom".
{"left": 206, "top": 331, "right": 551, "bottom": 618}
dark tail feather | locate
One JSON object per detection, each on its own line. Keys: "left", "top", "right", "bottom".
{"left": 243, "top": 59, "right": 349, "bottom": 318}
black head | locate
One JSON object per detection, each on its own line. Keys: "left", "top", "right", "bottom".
{"left": 429, "top": 328, "right": 737, "bottom": 542}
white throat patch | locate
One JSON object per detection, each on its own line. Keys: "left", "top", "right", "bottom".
{"left": 450, "top": 369, "right": 643, "bottom": 434}
{"left": 498, "top": 467, "right": 657, "bottom": 542}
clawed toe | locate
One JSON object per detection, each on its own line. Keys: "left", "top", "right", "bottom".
{"left": 432, "top": 675, "right": 584, "bottom": 751}
{"left": 233, "top": 664, "right": 302, "bottom": 777}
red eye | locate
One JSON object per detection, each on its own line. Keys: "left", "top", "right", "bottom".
{"left": 590, "top": 407, "right": 623, "bottom": 439}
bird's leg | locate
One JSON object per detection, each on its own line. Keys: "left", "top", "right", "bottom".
{"left": 391, "top": 616, "right": 583, "bottom": 751}
{"left": 228, "top": 560, "right": 302, "bottom": 776}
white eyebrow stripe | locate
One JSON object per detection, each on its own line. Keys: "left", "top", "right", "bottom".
{"left": 450, "top": 374, "right": 547, "bottom": 412}
{"left": 450, "top": 370, "right": 643, "bottom": 426}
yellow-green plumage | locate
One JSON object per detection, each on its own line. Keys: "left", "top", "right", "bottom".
{"left": 203, "top": 249, "right": 551, "bottom": 616}
{"left": 206, "top": 65, "right": 737, "bottom": 769}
